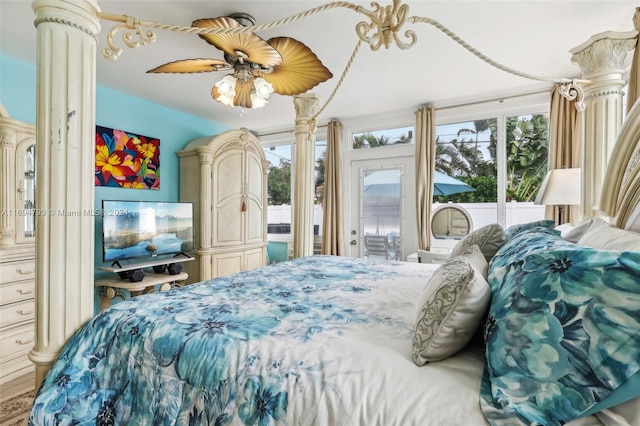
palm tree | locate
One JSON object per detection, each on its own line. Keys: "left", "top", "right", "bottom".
{"left": 506, "top": 114, "right": 549, "bottom": 201}
{"left": 435, "top": 138, "right": 471, "bottom": 177}
{"left": 456, "top": 119, "right": 495, "bottom": 175}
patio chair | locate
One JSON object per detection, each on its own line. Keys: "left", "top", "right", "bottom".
{"left": 392, "top": 235, "right": 402, "bottom": 260}
{"left": 365, "top": 234, "right": 389, "bottom": 260}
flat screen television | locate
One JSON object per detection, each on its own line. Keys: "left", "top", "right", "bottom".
{"left": 102, "top": 200, "right": 194, "bottom": 264}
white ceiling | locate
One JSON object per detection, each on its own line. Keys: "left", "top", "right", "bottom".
{"left": 1, "top": 1, "right": 638, "bottom": 134}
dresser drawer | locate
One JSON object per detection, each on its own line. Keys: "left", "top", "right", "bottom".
{"left": 0, "top": 324, "right": 34, "bottom": 362}
{"left": 0, "top": 280, "right": 35, "bottom": 305}
{"left": 0, "top": 300, "right": 35, "bottom": 327}
{"left": 0, "top": 260, "right": 35, "bottom": 284}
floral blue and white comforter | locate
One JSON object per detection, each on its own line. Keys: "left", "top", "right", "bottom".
{"left": 29, "top": 255, "right": 492, "bottom": 426}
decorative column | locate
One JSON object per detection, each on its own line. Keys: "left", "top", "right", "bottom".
{"left": 570, "top": 31, "right": 637, "bottom": 220}
{"left": 197, "top": 150, "right": 213, "bottom": 280}
{"left": 29, "top": 0, "right": 100, "bottom": 388}
{"left": 0, "top": 119, "right": 16, "bottom": 247}
{"left": 293, "top": 94, "right": 319, "bottom": 258}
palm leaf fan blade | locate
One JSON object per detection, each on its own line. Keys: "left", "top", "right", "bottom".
{"left": 261, "top": 37, "right": 333, "bottom": 96}
{"left": 147, "top": 58, "right": 231, "bottom": 73}
{"left": 192, "top": 17, "right": 282, "bottom": 67}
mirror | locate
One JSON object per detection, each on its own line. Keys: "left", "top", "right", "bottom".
{"left": 431, "top": 204, "right": 472, "bottom": 240}
{"left": 23, "top": 144, "right": 35, "bottom": 237}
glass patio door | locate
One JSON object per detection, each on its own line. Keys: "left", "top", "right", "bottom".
{"left": 350, "top": 158, "right": 414, "bottom": 260}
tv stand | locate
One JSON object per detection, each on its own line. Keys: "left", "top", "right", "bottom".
{"left": 98, "top": 256, "right": 194, "bottom": 274}
{"left": 96, "top": 257, "right": 195, "bottom": 295}
{"left": 95, "top": 271, "right": 189, "bottom": 310}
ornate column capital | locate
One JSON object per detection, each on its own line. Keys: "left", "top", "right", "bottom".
{"left": 570, "top": 31, "right": 637, "bottom": 82}
{"left": 294, "top": 93, "right": 320, "bottom": 122}
{"left": 1, "top": 129, "right": 16, "bottom": 147}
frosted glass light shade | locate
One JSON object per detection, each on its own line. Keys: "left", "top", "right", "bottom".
{"left": 213, "top": 75, "right": 237, "bottom": 106}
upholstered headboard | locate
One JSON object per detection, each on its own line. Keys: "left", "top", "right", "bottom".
{"left": 599, "top": 100, "right": 640, "bottom": 232}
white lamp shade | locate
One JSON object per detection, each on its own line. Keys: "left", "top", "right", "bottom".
{"left": 534, "top": 168, "right": 581, "bottom": 206}
{"left": 213, "top": 75, "right": 237, "bottom": 106}
{"left": 253, "top": 77, "right": 274, "bottom": 98}
{"left": 250, "top": 92, "right": 269, "bottom": 109}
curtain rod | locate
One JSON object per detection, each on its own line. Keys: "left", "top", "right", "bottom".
{"left": 433, "top": 89, "right": 552, "bottom": 112}
{"left": 257, "top": 89, "right": 552, "bottom": 138}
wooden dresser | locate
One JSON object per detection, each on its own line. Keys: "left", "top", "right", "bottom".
{"left": 0, "top": 115, "right": 36, "bottom": 384}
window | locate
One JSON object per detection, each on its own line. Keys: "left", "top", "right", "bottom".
{"left": 433, "top": 112, "right": 549, "bottom": 231}
{"left": 262, "top": 135, "right": 327, "bottom": 249}
{"left": 505, "top": 113, "right": 549, "bottom": 203}
{"left": 264, "top": 144, "right": 292, "bottom": 237}
{"left": 435, "top": 119, "right": 498, "bottom": 226}
{"left": 315, "top": 139, "right": 327, "bottom": 244}
{"left": 352, "top": 126, "right": 413, "bottom": 149}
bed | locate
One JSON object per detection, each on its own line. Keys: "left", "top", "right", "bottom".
{"left": 28, "top": 221, "right": 640, "bottom": 425}
{"left": 25, "top": 116, "right": 640, "bottom": 426}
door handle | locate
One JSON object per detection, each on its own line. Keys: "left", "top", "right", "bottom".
{"left": 350, "top": 240, "right": 357, "bottom": 245}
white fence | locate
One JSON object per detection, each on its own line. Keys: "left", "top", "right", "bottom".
{"left": 267, "top": 202, "right": 546, "bottom": 236}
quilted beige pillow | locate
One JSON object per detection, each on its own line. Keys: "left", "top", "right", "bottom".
{"left": 412, "top": 246, "right": 490, "bottom": 365}
{"left": 449, "top": 223, "right": 506, "bottom": 262}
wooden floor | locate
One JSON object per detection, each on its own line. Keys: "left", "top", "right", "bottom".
{"left": 0, "top": 372, "right": 35, "bottom": 401}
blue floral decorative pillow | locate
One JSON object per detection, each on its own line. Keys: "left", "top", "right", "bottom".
{"left": 481, "top": 227, "right": 640, "bottom": 425}
{"left": 504, "top": 219, "right": 555, "bottom": 240}
{"left": 488, "top": 226, "right": 568, "bottom": 275}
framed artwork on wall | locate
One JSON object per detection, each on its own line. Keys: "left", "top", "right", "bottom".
{"left": 95, "top": 125, "right": 160, "bottom": 189}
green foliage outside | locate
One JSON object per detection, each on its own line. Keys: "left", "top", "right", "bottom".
{"left": 505, "top": 114, "right": 549, "bottom": 201}
{"left": 436, "top": 176, "right": 498, "bottom": 203}
{"left": 353, "top": 132, "right": 412, "bottom": 149}
{"left": 266, "top": 115, "right": 548, "bottom": 206}
{"left": 435, "top": 115, "right": 549, "bottom": 203}
{"left": 267, "top": 159, "right": 291, "bottom": 205}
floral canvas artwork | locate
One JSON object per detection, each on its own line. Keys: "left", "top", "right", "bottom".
{"left": 95, "top": 125, "right": 160, "bottom": 189}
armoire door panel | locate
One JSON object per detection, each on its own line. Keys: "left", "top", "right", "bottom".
{"left": 246, "top": 154, "right": 264, "bottom": 202}
{"left": 212, "top": 251, "right": 243, "bottom": 277}
{"left": 246, "top": 198, "right": 264, "bottom": 243}
{"left": 245, "top": 248, "right": 265, "bottom": 271}
{"left": 214, "top": 152, "right": 243, "bottom": 202}
{"left": 216, "top": 202, "right": 244, "bottom": 244}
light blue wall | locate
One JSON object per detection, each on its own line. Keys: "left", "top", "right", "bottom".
{"left": 0, "top": 55, "right": 36, "bottom": 123}
{"left": 1, "top": 54, "right": 230, "bottom": 307}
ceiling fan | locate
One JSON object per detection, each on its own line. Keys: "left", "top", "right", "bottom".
{"left": 147, "top": 13, "right": 333, "bottom": 109}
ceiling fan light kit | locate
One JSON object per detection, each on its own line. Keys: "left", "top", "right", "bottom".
{"left": 99, "top": 0, "right": 588, "bottom": 116}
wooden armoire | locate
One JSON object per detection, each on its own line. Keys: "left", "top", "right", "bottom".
{"left": 177, "top": 128, "right": 269, "bottom": 282}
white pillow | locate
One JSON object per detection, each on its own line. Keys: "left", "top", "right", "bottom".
{"left": 412, "top": 245, "right": 490, "bottom": 365}
{"left": 576, "top": 218, "right": 640, "bottom": 251}
{"left": 559, "top": 219, "right": 593, "bottom": 243}
{"left": 554, "top": 223, "right": 574, "bottom": 236}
